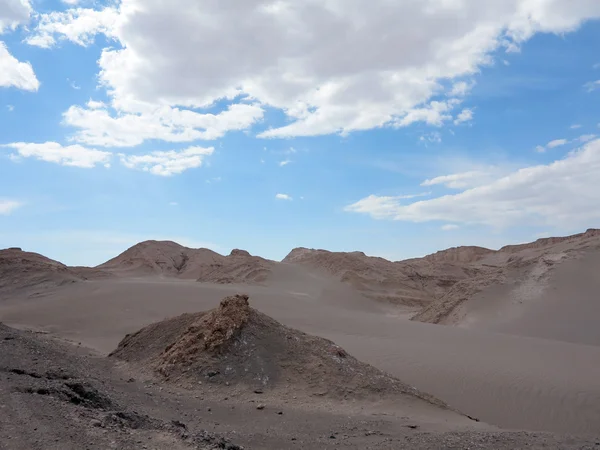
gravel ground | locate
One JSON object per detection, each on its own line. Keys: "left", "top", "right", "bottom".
{"left": 2, "top": 323, "right": 600, "bottom": 449}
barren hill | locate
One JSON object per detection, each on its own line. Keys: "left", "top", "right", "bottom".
{"left": 283, "top": 247, "right": 493, "bottom": 307}
{"left": 111, "top": 294, "right": 445, "bottom": 406}
{"left": 98, "top": 241, "right": 273, "bottom": 284}
{"left": 283, "top": 229, "right": 600, "bottom": 325}
{"left": 0, "top": 248, "right": 87, "bottom": 298}
{"left": 413, "top": 228, "right": 600, "bottom": 326}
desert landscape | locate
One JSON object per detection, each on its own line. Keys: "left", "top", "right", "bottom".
{"left": 1, "top": 229, "right": 600, "bottom": 449}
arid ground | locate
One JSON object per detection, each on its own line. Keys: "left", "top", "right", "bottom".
{"left": 1, "top": 230, "right": 600, "bottom": 449}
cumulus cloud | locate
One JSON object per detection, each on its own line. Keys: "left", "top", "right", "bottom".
{"left": 0, "top": 42, "right": 39, "bottom": 91}
{"left": 26, "top": 0, "right": 600, "bottom": 141}
{"left": 275, "top": 193, "right": 292, "bottom": 201}
{"left": 25, "top": 7, "right": 119, "bottom": 48}
{"left": 118, "top": 146, "right": 213, "bottom": 176}
{"left": 5, "top": 142, "right": 111, "bottom": 168}
{"left": 346, "top": 138, "right": 600, "bottom": 229}
{"left": 63, "top": 103, "right": 264, "bottom": 147}
{"left": 0, "top": 0, "right": 31, "bottom": 33}
{"left": 0, "top": 199, "right": 21, "bottom": 215}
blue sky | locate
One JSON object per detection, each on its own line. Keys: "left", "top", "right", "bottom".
{"left": 1, "top": 0, "right": 600, "bottom": 266}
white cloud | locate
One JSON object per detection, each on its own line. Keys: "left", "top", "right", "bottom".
{"left": 421, "top": 171, "right": 491, "bottom": 189}
{"left": 0, "top": 42, "right": 39, "bottom": 91}
{"left": 546, "top": 138, "right": 568, "bottom": 149}
{"left": 454, "top": 108, "right": 474, "bottom": 125}
{"left": 86, "top": 99, "right": 106, "bottom": 110}
{"left": 25, "top": 7, "right": 119, "bottom": 48}
{"left": 279, "top": 159, "right": 292, "bottom": 167}
{"left": 0, "top": 199, "right": 21, "bottom": 215}
{"left": 570, "top": 124, "right": 582, "bottom": 129}
{"left": 578, "top": 134, "right": 596, "bottom": 143}
{"left": 535, "top": 145, "right": 546, "bottom": 153}
{"left": 5, "top": 142, "right": 111, "bottom": 168}
{"left": 118, "top": 146, "right": 213, "bottom": 176}
{"left": 584, "top": 80, "right": 600, "bottom": 92}
{"left": 441, "top": 224, "right": 459, "bottom": 231}
{"left": 62, "top": 0, "right": 81, "bottom": 5}
{"left": 394, "top": 100, "right": 458, "bottom": 128}
{"left": 63, "top": 102, "right": 264, "bottom": 147}
{"left": 449, "top": 81, "right": 473, "bottom": 97}
{"left": 275, "top": 193, "right": 292, "bottom": 201}
{"left": 346, "top": 138, "right": 600, "bottom": 229}
{"left": 28, "top": 0, "right": 599, "bottom": 141}
{"left": 0, "top": 0, "right": 31, "bottom": 33}
{"left": 6, "top": 104, "right": 14, "bottom": 111}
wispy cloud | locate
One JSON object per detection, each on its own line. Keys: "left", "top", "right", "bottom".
{"left": 570, "top": 124, "right": 582, "bottom": 129}
{"left": 419, "top": 132, "right": 442, "bottom": 144}
{"left": 279, "top": 159, "right": 292, "bottom": 167}
{"left": 5, "top": 142, "right": 111, "bottom": 168}
{"left": 422, "top": 171, "right": 490, "bottom": 189}
{"left": 547, "top": 139, "right": 568, "bottom": 149}
{"left": 275, "top": 193, "right": 292, "bottom": 201}
{"left": 584, "top": 80, "right": 600, "bottom": 92}
{"left": 454, "top": 108, "right": 474, "bottom": 125}
{"left": 441, "top": 224, "right": 459, "bottom": 231}
{"left": 536, "top": 138, "right": 568, "bottom": 153}
{"left": 578, "top": 134, "right": 596, "bottom": 143}
{"left": 0, "top": 200, "right": 22, "bottom": 215}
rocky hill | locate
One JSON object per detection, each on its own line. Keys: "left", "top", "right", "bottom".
{"left": 98, "top": 241, "right": 273, "bottom": 284}
{"left": 111, "top": 294, "right": 445, "bottom": 405}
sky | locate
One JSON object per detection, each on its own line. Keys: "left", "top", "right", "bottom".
{"left": 1, "top": 0, "right": 600, "bottom": 266}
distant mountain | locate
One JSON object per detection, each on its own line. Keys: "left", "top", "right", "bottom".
{"left": 98, "top": 240, "right": 274, "bottom": 284}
